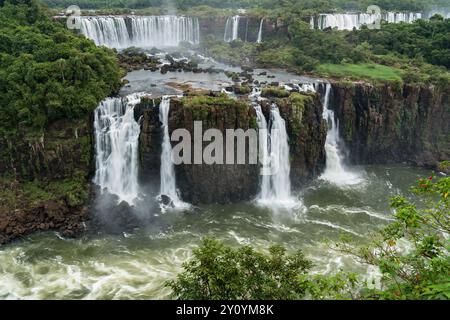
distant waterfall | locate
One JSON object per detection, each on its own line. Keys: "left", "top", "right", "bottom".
{"left": 78, "top": 16, "right": 200, "bottom": 49}
{"left": 256, "top": 19, "right": 264, "bottom": 43}
{"left": 320, "top": 84, "right": 362, "bottom": 186}
{"left": 93, "top": 93, "right": 144, "bottom": 204}
{"left": 224, "top": 15, "right": 240, "bottom": 42}
{"left": 425, "top": 7, "right": 450, "bottom": 19}
{"left": 314, "top": 12, "right": 422, "bottom": 30}
{"left": 255, "top": 104, "right": 296, "bottom": 207}
{"left": 159, "top": 97, "right": 187, "bottom": 209}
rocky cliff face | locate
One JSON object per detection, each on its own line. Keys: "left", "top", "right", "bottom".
{"left": 0, "top": 118, "right": 93, "bottom": 244}
{"left": 260, "top": 92, "right": 327, "bottom": 189}
{"left": 331, "top": 82, "right": 450, "bottom": 168}
{"left": 137, "top": 92, "right": 326, "bottom": 203}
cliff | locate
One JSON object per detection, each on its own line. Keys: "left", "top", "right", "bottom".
{"left": 137, "top": 92, "right": 326, "bottom": 204}
{"left": 331, "top": 82, "right": 450, "bottom": 168}
{"left": 0, "top": 118, "right": 93, "bottom": 244}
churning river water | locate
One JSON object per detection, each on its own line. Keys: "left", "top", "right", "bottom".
{"left": 0, "top": 165, "right": 430, "bottom": 299}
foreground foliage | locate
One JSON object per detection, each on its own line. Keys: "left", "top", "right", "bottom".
{"left": 167, "top": 237, "right": 357, "bottom": 300}
{"left": 168, "top": 174, "right": 450, "bottom": 300}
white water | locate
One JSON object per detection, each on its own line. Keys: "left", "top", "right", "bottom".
{"left": 314, "top": 12, "right": 422, "bottom": 30}
{"left": 320, "top": 84, "right": 362, "bottom": 186}
{"left": 426, "top": 8, "right": 450, "bottom": 19}
{"left": 159, "top": 97, "right": 187, "bottom": 209}
{"left": 257, "top": 19, "right": 264, "bottom": 43}
{"left": 78, "top": 16, "right": 200, "bottom": 49}
{"left": 254, "top": 103, "right": 298, "bottom": 209}
{"left": 224, "top": 15, "right": 240, "bottom": 42}
{"left": 254, "top": 105, "right": 271, "bottom": 199}
{"left": 93, "top": 93, "right": 144, "bottom": 204}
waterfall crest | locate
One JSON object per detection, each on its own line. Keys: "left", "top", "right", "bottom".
{"left": 78, "top": 16, "right": 200, "bottom": 49}
{"left": 93, "top": 93, "right": 144, "bottom": 204}
{"left": 313, "top": 12, "right": 422, "bottom": 30}
{"left": 224, "top": 15, "right": 240, "bottom": 42}
{"left": 159, "top": 96, "right": 188, "bottom": 209}
{"left": 320, "top": 84, "right": 362, "bottom": 186}
{"left": 257, "top": 19, "right": 264, "bottom": 43}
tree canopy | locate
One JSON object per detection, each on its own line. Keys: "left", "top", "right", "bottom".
{"left": 0, "top": 0, "right": 121, "bottom": 134}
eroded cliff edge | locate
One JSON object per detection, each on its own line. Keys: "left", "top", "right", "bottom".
{"left": 0, "top": 119, "right": 93, "bottom": 244}
{"left": 137, "top": 91, "right": 326, "bottom": 204}
{"left": 331, "top": 82, "right": 450, "bottom": 168}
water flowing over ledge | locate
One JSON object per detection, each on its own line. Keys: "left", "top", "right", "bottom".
{"left": 224, "top": 15, "right": 241, "bottom": 42}
{"left": 77, "top": 15, "right": 200, "bottom": 49}
{"left": 319, "top": 84, "right": 363, "bottom": 186}
{"left": 159, "top": 96, "right": 189, "bottom": 210}
{"left": 311, "top": 12, "right": 422, "bottom": 30}
{"left": 93, "top": 93, "right": 145, "bottom": 205}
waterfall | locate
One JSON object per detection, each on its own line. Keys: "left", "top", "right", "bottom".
{"left": 78, "top": 16, "right": 200, "bottom": 49}
{"left": 93, "top": 93, "right": 144, "bottom": 204}
{"left": 254, "top": 103, "right": 297, "bottom": 208}
{"left": 254, "top": 105, "right": 271, "bottom": 199}
{"left": 269, "top": 105, "right": 292, "bottom": 200}
{"left": 425, "top": 8, "right": 450, "bottom": 19}
{"left": 315, "top": 12, "right": 422, "bottom": 30}
{"left": 224, "top": 15, "right": 240, "bottom": 42}
{"left": 320, "top": 84, "right": 362, "bottom": 186}
{"left": 257, "top": 19, "right": 264, "bottom": 43}
{"left": 159, "top": 96, "right": 187, "bottom": 209}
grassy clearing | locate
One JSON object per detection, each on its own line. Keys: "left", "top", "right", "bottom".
{"left": 317, "top": 63, "right": 403, "bottom": 82}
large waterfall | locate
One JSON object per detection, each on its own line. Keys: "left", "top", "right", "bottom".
{"left": 78, "top": 16, "right": 200, "bottom": 49}
{"left": 254, "top": 103, "right": 296, "bottom": 208}
{"left": 224, "top": 15, "right": 240, "bottom": 42}
{"left": 93, "top": 93, "right": 144, "bottom": 204}
{"left": 159, "top": 96, "right": 187, "bottom": 209}
{"left": 320, "top": 84, "right": 362, "bottom": 186}
{"left": 257, "top": 19, "right": 264, "bottom": 43}
{"left": 313, "top": 12, "right": 422, "bottom": 30}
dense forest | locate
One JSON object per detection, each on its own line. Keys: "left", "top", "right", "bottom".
{"left": 41, "top": 0, "right": 448, "bottom": 11}
{"left": 199, "top": 16, "right": 450, "bottom": 85}
{"left": 0, "top": 0, "right": 448, "bottom": 302}
{"left": 0, "top": 0, "right": 121, "bottom": 135}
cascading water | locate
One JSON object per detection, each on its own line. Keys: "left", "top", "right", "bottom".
{"left": 257, "top": 19, "right": 264, "bottom": 43}
{"left": 78, "top": 16, "right": 200, "bottom": 49}
{"left": 254, "top": 102, "right": 297, "bottom": 208}
{"left": 159, "top": 96, "right": 187, "bottom": 209}
{"left": 314, "top": 12, "right": 422, "bottom": 30}
{"left": 93, "top": 93, "right": 144, "bottom": 204}
{"left": 224, "top": 15, "right": 240, "bottom": 42}
{"left": 320, "top": 84, "right": 362, "bottom": 186}
{"left": 269, "top": 105, "right": 292, "bottom": 201}
{"left": 254, "top": 105, "right": 271, "bottom": 199}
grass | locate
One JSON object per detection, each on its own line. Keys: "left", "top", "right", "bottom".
{"left": 317, "top": 63, "right": 403, "bottom": 82}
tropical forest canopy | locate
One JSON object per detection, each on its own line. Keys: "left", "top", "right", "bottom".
{"left": 40, "top": 0, "right": 450, "bottom": 12}
{"left": 0, "top": 0, "right": 121, "bottom": 134}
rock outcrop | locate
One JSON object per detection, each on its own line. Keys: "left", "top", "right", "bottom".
{"left": 0, "top": 118, "right": 93, "bottom": 244}
{"left": 137, "top": 92, "right": 327, "bottom": 203}
{"left": 331, "top": 82, "right": 450, "bottom": 169}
